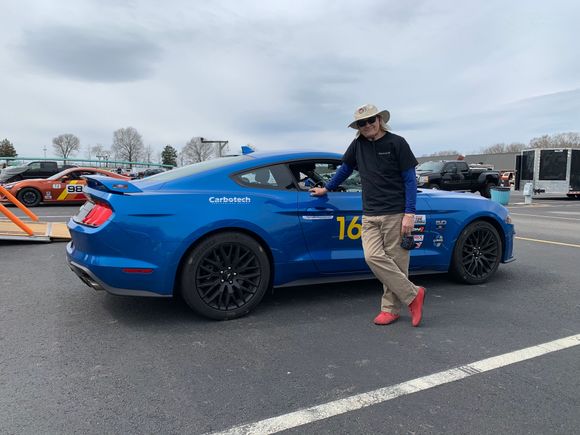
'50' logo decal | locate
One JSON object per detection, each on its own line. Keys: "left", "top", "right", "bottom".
{"left": 337, "top": 216, "right": 361, "bottom": 240}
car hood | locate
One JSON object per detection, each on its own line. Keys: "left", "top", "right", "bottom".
{"left": 419, "top": 188, "right": 488, "bottom": 201}
{"left": 0, "top": 166, "right": 27, "bottom": 182}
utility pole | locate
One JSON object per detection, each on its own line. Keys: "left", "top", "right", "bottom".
{"left": 42, "top": 145, "right": 47, "bottom": 159}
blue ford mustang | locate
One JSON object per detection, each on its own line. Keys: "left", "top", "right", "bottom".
{"left": 66, "top": 150, "right": 515, "bottom": 319}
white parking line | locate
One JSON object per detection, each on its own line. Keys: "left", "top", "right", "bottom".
{"left": 515, "top": 236, "right": 580, "bottom": 248}
{"left": 510, "top": 212, "right": 580, "bottom": 221}
{"left": 210, "top": 334, "right": 580, "bottom": 435}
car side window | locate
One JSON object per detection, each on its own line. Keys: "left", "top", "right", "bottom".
{"left": 234, "top": 164, "right": 294, "bottom": 190}
{"left": 457, "top": 162, "right": 469, "bottom": 172}
{"left": 444, "top": 163, "right": 457, "bottom": 174}
{"left": 288, "top": 160, "right": 362, "bottom": 192}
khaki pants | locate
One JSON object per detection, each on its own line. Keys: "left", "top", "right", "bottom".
{"left": 361, "top": 214, "right": 419, "bottom": 314}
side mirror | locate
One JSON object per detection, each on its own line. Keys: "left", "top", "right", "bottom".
{"left": 61, "top": 175, "right": 70, "bottom": 182}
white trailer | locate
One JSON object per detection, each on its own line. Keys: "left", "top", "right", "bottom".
{"left": 519, "top": 148, "right": 580, "bottom": 198}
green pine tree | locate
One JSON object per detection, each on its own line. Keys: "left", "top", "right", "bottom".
{"left": 161, "top": 145, "right": 178, "bottom": 167}
{"left": 0, "top": 138, "right": 17, "bottom": 157}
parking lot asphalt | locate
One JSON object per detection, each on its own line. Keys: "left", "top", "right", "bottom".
{"left": 1, "top": 195, "right": 579, "bottom": 434}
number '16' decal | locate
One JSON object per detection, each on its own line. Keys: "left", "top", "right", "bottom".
{"left": 337, "top": 216, "right": 361, "bottom": 240}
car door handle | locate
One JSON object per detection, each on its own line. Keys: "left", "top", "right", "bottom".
{"left": 302, "top": 208, "right": 335, "bottom": 220}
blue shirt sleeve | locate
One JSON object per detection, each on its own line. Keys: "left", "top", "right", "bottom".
{"left": 324, "top": 163, "right": 353, "bottom": 191}
{"left": 401, "top": 167, "right": 417, "bottom": 214}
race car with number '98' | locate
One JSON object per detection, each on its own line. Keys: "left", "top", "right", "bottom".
{"left": 0, "top": 167, "right": 129, "bottom": 207}
{"left": 66, "top": 150, "right": 515, "bottom": 320}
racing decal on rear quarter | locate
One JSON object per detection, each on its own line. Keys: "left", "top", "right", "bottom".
{"left": 414, "top": 214, "right": 426, "bottom": 225}
{"left": 433, "top": 235, "right": 444, "bottom": 247}
{"left": 57, "top": 180, "right": 83, "bottom": 200}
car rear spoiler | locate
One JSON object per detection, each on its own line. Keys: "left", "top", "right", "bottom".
{"left": 83, "top": 175, "right": 143, "bottom": 194}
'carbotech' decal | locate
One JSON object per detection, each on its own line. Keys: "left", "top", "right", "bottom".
{"left": 209, "top": 196, "right": 251, "bottom": 204}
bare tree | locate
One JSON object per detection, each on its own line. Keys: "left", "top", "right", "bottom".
{"left": 112, "top": 127, "right": 144, "bottom": 166}
{"left": 480, "top": 143, "right": 506, "bottom": 154}
{"left": 182, "top": 137, "right": 214, "bottom": 163}
{"left": 91, "top": 143, "right": 105, "bottom": 157}
{"left": 91, "top": 144, "right": 111, "bottom": 166}
{"left": 505, "top": 142, "right": 526, "bottom": 152}
{"left": 423, "top": 149, "right": 461, "bottom": 157}
{"left": 479, "top": 142, "right": 526, "bottom": 154}
{"left": 552, "top": 132, "right": 580, "bottom": 148}
{"left": 52, "top": 133, "right": 80, "bottom": 161}
{"left": 529, "top": 134, "right": 551, "bottom": 149}
{"left": 144, "top": 144, "right": 154, "bottom": 163}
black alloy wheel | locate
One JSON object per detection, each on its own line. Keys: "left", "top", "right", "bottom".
{"left": 180, "top": 232, "right": 271, "bottom": 320}
{"left": 450, "top": 220, "right": 502, "bottom": 284}
{"left": 17, "top": 187, "right": 42, "bottom": 207}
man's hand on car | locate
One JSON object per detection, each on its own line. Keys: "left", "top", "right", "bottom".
{"left": 309, "top": 187, "right": 328, "bottom": 196}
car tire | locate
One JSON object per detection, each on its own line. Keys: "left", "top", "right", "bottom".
{"left": 480, "top": 182, "right": 495, "bottom": 198}
{"left": 180, "top": 232, "right": 271, "bottom": 320}
{"left": 450, "top": 220, "right": 502, "bottom": 284}
{"left": 17, "top": 187, "right": 42, "bottom": 207}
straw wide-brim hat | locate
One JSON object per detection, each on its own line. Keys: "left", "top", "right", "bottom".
{"left": 348, "top": 104, "right": 390, "bottom": 129}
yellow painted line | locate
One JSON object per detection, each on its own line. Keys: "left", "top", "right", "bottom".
{"left": 510, "top": 212, "right": 580, "bottom": 221}
{"left": 515, "top": 236, "right": 580, "bottom": 248}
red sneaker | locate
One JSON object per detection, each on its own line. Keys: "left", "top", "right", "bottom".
{"left": 408, "top": 286, "right": 426, "bottom": 327}
{"left": 373, "top": 311, "right": 400, "bottom": 325}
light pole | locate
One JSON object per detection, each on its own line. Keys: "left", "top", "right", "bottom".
{"left": 200, "top": 138, "right": 229, "bottom": 157}
{"left": 42, "top": 146, "right": 47, "bottom": 159}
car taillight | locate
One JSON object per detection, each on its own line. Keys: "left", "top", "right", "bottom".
{"left": 82, "top": 203, "right": 112, "bottom": 227}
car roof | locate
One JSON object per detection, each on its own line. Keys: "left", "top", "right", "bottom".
{"left": 243, "top": 150, "right": 340, "bottom": 161}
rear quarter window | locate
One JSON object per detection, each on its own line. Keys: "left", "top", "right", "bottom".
{"left": 233, "top": 164, "right": 295, "bottom": 190}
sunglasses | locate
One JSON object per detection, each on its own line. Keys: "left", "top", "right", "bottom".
{"left": 356, "top": 116, "right": 377, "bottom": 128}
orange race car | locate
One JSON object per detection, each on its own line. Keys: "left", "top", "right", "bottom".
{"left": 0, "top": 167, "right": 129, "bottom": 207}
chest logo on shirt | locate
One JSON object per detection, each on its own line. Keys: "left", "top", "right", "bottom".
{"left": 377, "top": 151, "right": 392, "bottom": 156}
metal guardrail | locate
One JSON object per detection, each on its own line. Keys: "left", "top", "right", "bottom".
{"left": 0, "top": 156, "right": 174, "bottom": 169}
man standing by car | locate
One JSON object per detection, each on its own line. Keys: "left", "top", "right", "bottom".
{"left": 310, "top": 104, "right": 426, "bottom": 327}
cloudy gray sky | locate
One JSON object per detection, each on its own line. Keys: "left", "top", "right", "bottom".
{"left": 1, "top": 0, "right": 579, "bottom": 159}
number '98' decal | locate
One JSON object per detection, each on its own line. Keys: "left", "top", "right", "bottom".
{"left": 66, "top": 185, "right": 84, "bottom": 193}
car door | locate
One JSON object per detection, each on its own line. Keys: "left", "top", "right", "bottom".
{"left": 291, "top": 159, "right": 436, "bottom": 274}
{"left": 291, "top": 160, "right": 368, "bottom": 274}
{"left": 441, "top": 162, "right": 461, "bottom": 189}
{"left": 49, "top": 170, "right": 89, "bottom": 202}
{"left": 456, "top": 162, "right": 470, "bottom": 190}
